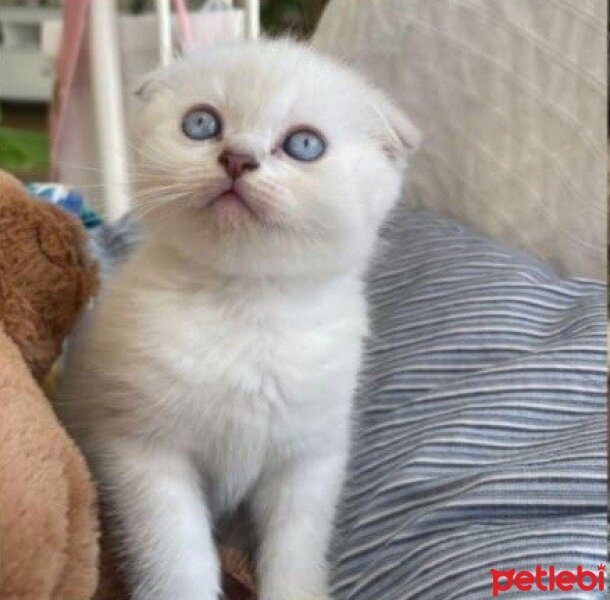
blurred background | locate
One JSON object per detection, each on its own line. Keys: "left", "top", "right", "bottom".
{"left": 2, "top": 0, "right": 605, "bottom": 281}
{"left": 0, "top": 0, "right": 328, "bottom": 182}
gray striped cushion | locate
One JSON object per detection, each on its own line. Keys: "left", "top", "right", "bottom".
{"left": 332, "top": 208, "right": 607, "bottom": 600}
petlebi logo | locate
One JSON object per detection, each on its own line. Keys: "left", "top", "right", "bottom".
{"left": 490, "top": 564, "right": 605, "bottom": 596}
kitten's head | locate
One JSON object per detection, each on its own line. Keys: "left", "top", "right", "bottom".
{"left": 131, "top": 39, "right": 420, "bottom": 278}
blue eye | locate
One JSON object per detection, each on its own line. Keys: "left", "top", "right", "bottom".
{"left": 283, "top": 129, "right": 326, "bottom": 162}
{"left": 181, "top": 106, "right": 222, "bottom": 141}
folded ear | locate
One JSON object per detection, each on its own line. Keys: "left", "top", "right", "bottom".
{"left": 133, "top": 69, "right": 167, "bottom": 102}
{"left": 373, "top": 95, "right": 421, "bottom": 162}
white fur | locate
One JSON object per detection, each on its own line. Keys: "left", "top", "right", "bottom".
{"left": 58, "top": 40, "right": 418, "bottom": 600}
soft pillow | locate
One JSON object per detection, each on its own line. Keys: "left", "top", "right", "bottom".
{"left": 331, "top": 207, "right": 606, "bottom": 599}
{"left": 313, "top": 0, "right": 607, "bottom": 279}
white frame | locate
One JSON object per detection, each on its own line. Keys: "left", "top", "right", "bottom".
{"left": 89, "top": 0, "right": 131, "bottom": 221}
{"left": 244, "top": 0, "right": 260, "bottom": 39}
{"left": 89, "top": 0, "right": 260, "bottom": 220}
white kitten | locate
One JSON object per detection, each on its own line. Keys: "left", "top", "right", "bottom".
{"left": 58, "top": 39, "right": 419, "bottom": 600}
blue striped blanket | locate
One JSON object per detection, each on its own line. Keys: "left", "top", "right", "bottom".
{"left": 331, "top": 208, "right": 607, "bottom": 600}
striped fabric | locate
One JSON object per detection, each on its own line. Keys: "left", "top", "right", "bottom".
{"left": 332, "top": 208, "right": 607, "bottom": 600}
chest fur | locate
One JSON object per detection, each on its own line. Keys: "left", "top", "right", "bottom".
{"left": 105, "top": 282, "right": 361, "bottom": 479}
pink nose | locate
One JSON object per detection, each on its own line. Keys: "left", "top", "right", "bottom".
{"left": 218, "top": 150, "right": 260, "bottom": 179}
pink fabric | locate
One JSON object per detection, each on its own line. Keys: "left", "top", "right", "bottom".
{"left": 50, "top": 0, "right": 90, "bottom": 178}
{"left": 173, "top": 0, "right": 194, "bottom": 44}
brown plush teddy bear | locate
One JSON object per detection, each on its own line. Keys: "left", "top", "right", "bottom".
{"left": 0, "top": 169, "right": 99, "bottom": 600}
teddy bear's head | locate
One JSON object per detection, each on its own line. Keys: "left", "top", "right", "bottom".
{"left": 0, "top": 170, "right": 98, "bottom": 381}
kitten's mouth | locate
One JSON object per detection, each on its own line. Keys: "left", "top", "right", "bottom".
{"left": 209, "top": 186, "right": 258, "bottom": 221}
